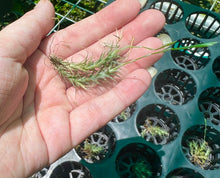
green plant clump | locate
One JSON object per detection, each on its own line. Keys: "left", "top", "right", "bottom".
{"left": 188, "top": 139, "right": 211, "bottom": 168}
{"left": 76, "top": 139, "right": 104, "bottom": 160}
{"left": 141, "top": 121, "right": 169, "bottom": 138}
{"left": 188, "top": 119, "right": 212, "bottom": 169}
{"left": 131, "top": 160, "right": 152, "bottom": 178}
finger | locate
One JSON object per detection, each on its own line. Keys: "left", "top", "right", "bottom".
{"left": 0, "top": 0, "right": 54, "bottom": 64}
{"left": 70, "top": 68, "right": 151, "bottom": 146}
{"left": 120, "top": 37, "right": 164, "bottom": 77}
{"left": 40, "top": 0, "right": 142, "bottom": 57}
{"left": 65, "top": 9, "right": 165, "bottom": 63}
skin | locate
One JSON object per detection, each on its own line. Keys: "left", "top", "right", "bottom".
{"left": 0, "top": 0, "right": 165, "bottom": 177}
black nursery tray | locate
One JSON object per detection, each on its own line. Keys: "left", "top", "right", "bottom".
{"left": 30, "top": 0, "right": 220, "bottom": 177}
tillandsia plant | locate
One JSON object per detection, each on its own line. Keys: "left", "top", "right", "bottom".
{"left": 50, "top": 36, "right": 217, "bottom": 90}
{"left": 188, "top": 119, "right": 212, "bottom": 169}
{"left": 141, "top": 120, "right": 169, "bottom": 138}
{"left": 131, "top": 160, "right": 152, "bottom": 178}
{"left": 76, "top": 139, "right": 104, "bottom": 160}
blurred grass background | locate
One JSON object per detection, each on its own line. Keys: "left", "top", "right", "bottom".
{"left": 0, "top": 0, "right": 107, "bottom": 30}
{"left": 183, "top": 0, "right": 220, "bottom": 13}
{"left": 0, "top": 0, "right": 219, "bottom": 30}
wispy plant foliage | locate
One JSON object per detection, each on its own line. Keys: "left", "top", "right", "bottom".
{"left": 131, "top": 160, "right": 152, "bottom": 178}
{"left": 188, "top": 119, "right": 212, "bottom": 169}
{"left": 76, "top": 139, "right": 104, "bottom": 160}
{"left": 50, "top": 38, "right": 217, "bottom": 89}
{"left": 189, "top": 139, "right": 211, "bottom": 168}
{"left": 141, "top": 121, "right": 169, "bottom": 138}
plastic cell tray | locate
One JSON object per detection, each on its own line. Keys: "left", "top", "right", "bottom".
{"left": 30, "top": 0, "right": 220, "bottom": 177}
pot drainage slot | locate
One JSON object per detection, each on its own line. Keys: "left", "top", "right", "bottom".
{"left": 136, "top": 104, "right": 180, "bottom": 145}
{"left": 199, "top": 87, "right": 220, "bottom": 126}
{"left": 213, "top": 57, "right": 220, "bottom": 81}
{"left": 186, "top": 12, "right": 220, "bottom": 39}
{"left": 150, "top": 0, "right": 183, "bottom": 24}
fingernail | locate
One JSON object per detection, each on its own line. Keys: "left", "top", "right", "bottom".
{"left": 138, "top": 0, "right": 147, "bottom": 8}
{"left": 157, "top": 33, "right": 172, "bottom": 45}
{"left": 147, "top": 66, "right": 157, "bottom": 78}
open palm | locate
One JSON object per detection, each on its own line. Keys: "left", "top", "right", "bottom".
{"left": 0, "top": 0, "right": 165, "bottom": 177}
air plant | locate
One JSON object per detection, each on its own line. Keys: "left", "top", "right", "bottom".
{"left": 188, "top": 119, "right": 212, "bottom": 169}
{"left": 50, "top": 36, "right": 217, "bottom": 89}
{"left": 141, "top": 120, "right": 169, "bottom": 138}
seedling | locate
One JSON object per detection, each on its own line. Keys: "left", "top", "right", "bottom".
{"left": 131, "top": 160, "right": 152, "bottom": 178}
{"left": 117, "top": 110, "right": 128, "bottom": 121}
{"left": 188, "top": 119, "right": 212, "bottom": 169}
{"left": 188, "top": 139, "right": 211, "bottom": 168}
{"left": 113, "top": 103, "right": 136, "bottom": 122}
{"left": 141, "top": 120, "right": 169, "bottom": 138}
{"left": 50, "top": 35, "right": 217, "bottom": 89}
{"left": 115, "top": 104, "right": 135, "bottom": 121}
{"left": 76, "top": 139, "right": 104, "bottom": 160}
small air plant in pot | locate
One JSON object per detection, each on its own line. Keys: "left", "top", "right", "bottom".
{"left": 187, "top": 119, "right": 212, "bottom": 169}
{"left": 76, "top": 138, "right": 105, "bottom": 163}
{"left": 140, "top": 119, "right": 169, "bottom": 139}
{"left": 188, "top": 139, "right": 211, "bottom": 169}
{"left": 75, "top": 126, "right": 115, "bottom": 163}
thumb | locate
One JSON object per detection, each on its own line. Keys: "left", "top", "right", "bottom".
{"left": 0, "top": 0, "right": 54, "bottom": 64}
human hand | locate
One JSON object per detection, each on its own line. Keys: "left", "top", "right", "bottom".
{"left": 0, "top": 0, "right": 165, "bottom": 177}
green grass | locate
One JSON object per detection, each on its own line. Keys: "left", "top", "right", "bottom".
{"left": 188, "top": 119, "right": 212, "bottom": 169}
{"left": 183, "top": 0, "right": 220, "bottom": 13}
{"left": 50, "top": 39, "right": 217, "bottom": 89}
{"left": 141, "top": 124, "right": 169, "bottom": 138}
{"left": 0, "top": 0, "right": 107, "bottom": 30}
{"left": 188, "top": 139, "right": 211, "bottom": 168}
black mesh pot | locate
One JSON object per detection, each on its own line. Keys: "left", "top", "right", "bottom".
{"left": 136, "top": 104, "right": 180, "bottom": 145}
{"left": 50, "top": 161, "right": 91, "bottom": 178}
{"left": 155, "top": 69, "right": 196, "bottom": 105}
{"left": 199, "top": 87, "right": 220, "bottom": 126}
{"left": 182, "top": 125, "right": 220, "bottom": 170}
{"left": 115, "top": 143, "right": 162, "bottom": 178}
{"left": 75, "top": 125, "right": 116, "bottom": 163}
